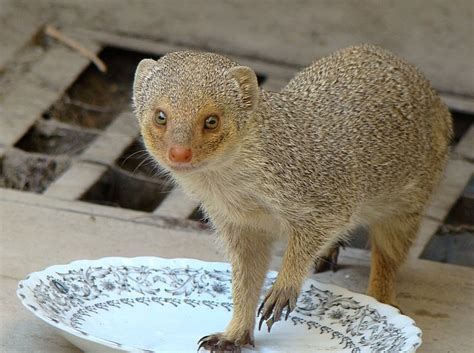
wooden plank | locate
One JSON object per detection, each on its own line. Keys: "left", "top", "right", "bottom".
{"left": 0, "top": 41, "right": 101, "bottom": 147}
{"left": 409, "top": 157, "right": 474, "bottom": 257}
{"left": 0, "top": 187, "right": 204, "bottom": 233}
{"left": 261, "top": 77, "right": 288, "bottom": 91}
{"left": 409, "top": 217, "right": 441, "bottom": 259}
{"left": 46, "top": 112, "right": 139, "bottom": 200}
{"left": 0, "top": 9, "right": 45, "bottom": 71}
{"left": 153, "top": 187, "right": 199, "bottom": 219}
{"left": 105, "top": 111, "right": 139, "bottom": 138}
{"left": 75, "top": 29, "right": 298, "bottom": 80}
{"left": 80, "top": 112, "right": 139, "bottom": 166}
{"left": 43, "top": 162, "right": 107, "bottom": 200}
{"left": 425, "top": 158, "right": 474, "bottom": 222}
{"left": 80, "top": 133, "right": 135, "bottom": 166}
{"left": 455, "top": 124, "right": 474, "bottom": 161}
{"left": 0, "top": 80, "right": 60, "bottom": 146}
{"left": 441, "top": 93, "right": 474, "bottom": 114}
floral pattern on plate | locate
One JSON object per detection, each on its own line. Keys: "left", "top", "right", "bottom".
{"left": 18, "top": 257, "right": 422, "bottom": 353}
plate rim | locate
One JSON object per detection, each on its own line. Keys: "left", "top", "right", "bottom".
{"left": 17, "top": 256, "right": 423, "bottom": 352}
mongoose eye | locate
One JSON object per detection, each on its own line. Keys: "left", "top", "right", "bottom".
{"left": 154, "top": 110, "right": 167, "bottom": 126}
{"left": 204, "top": 115, "right": 219, "bottom": 130}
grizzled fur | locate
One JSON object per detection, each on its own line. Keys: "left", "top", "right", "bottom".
{"left": 133, "top": 45, "right": 452, "bottom": 352}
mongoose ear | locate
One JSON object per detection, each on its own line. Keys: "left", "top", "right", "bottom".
{"left": 133, "top": 59, "right": 157, "bottom": 97}
{"left": 226, "top": 66, "right": 260, "bottom": 113}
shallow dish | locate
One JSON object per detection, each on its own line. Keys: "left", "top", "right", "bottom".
{"left": 17, "top": 257, "right": 422, "bottom": 352}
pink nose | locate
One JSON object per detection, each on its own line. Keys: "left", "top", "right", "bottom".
{"left": 168, "top": 146, "right": 192, "bottom": 163}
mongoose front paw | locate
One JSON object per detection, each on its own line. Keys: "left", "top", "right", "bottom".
{"left": 197, "top": 332, "right": 254, "bottom": 353}
{"left": 258, "top": 282, "right": 299, "bottom": 332}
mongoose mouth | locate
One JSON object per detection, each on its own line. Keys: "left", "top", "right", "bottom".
{"left": 166, "top": 162, "right": 198, "bottom": 172}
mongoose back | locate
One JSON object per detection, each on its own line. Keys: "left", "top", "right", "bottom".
{"left": 133, "top": 44, "right": 452, "bottom": 352}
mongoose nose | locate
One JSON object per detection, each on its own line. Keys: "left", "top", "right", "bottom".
{"left": 168, "top": 146, "right": 193, "bottom": 163}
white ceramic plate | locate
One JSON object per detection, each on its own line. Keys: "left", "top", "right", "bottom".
{"left": 17, "top": 257, "right": 421, "bottom": 353}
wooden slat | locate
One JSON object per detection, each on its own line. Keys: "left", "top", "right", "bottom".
{"left": 44, "top": 162, "right": 107, "bottom": 200}
{"left": 454, "top": 124, "right": 474, "bottom": 161}
{"left": 153, "top": 187, "right": 199, "bottom": 219}
{"left": 0, "top": 41, "right": 101, "bottom": 147}
{"left": 75, "top": 29, "right": 298, "bottom": 80}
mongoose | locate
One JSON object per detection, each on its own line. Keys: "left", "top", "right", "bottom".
{"left": 133, "top": 45, "right": 452, "bottom": 352}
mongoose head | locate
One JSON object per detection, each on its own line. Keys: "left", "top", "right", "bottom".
{"left": 133, "top": 51, "right": 260, "bottom": 173}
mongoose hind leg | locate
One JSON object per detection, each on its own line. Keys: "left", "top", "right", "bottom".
{"left": 198, "top": 228, "right": 272, "bottom": 352}
{"left": 314, "top": 241, "right": 345, "bottom": 273}
{"left": 367, "top": 212, "right": 421, "bottom": 307}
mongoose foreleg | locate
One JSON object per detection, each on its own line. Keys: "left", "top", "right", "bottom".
{"left": 198, "top": 227, "right": 273, "bottom": 352}
{"left": 258, "top": 228, "right": 325, "bottom": 331}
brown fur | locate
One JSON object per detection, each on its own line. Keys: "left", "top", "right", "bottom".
{"left": 133, "top": 45, "right": 452, "bottom": 352}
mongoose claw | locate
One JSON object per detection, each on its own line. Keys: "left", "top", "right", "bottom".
{"left": 197, "top": 333, "right": 253, "bottom": 352}
{"left": 258, "top": 284, "right": 298, "bottom": 332}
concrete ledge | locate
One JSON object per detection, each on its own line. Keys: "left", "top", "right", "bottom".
{"left": 1, "top": 189, "right": 472, "bottom": 352}
{"left": 0, "top": 187, "right": 207, "bottom": 234}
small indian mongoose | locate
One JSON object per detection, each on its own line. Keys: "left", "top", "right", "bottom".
{"left": 133, "top": 45, "right": 452, "bottom": 352}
